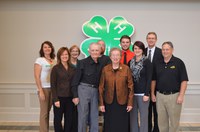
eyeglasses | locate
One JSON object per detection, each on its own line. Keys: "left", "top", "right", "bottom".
{"left": 71, "top": 50, "right": 79, "bottom": 53}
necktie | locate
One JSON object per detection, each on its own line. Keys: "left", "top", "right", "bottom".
{"left": 148, "top": 49, "right": 152, "bottom": 62}
{"left": 124, "top": 52, "right": 127, "bottom": 64}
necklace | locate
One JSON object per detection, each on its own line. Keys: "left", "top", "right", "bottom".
{"left": 44, "top": 57, "right": 53, "bottom": 63}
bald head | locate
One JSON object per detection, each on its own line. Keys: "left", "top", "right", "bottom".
{"left": 88, "top": 43, "right": 101, "bottom": 61}
{"left": 97, "top": 40, "right": 106, "bottom": 55}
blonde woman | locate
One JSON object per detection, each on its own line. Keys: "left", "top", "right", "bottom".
{"left": 69, "top": 45, "right": 81, "bottom": 132}
{"left": 69, "top": 45, "right": 80, "bottom": 67}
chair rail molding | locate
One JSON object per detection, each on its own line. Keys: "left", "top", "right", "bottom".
{"left": 0, "top": 82, "right": 199, "bottom": 122}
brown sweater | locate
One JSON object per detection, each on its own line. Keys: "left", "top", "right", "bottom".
{"left": 50, "top": 63, "right": 75, "bottom": 102}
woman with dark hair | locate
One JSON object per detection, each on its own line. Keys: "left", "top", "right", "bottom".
{"left": 34, "top": 41, "right": 56, "bottom": 132}
{"left": 51, "top": 47, "right": 75, "bottom": 132}
{"left": 129, "top": 41, "right": 153, "bottom": 132}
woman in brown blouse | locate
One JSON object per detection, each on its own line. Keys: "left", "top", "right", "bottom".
{"left": 99, "top": 48, "right": 134, "bottom": 132}
{"left": 50, "top": 47, "right": 75, "bottom": 132}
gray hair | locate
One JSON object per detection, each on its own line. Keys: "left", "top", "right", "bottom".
{"left": 109, "top": 47, "right": 122, "bottom": 57}
{"left": 162, "top": 41, "right": 174, "bottom": 49}
{"left": 89, "top": 42, "right": 101, "bottom": 50}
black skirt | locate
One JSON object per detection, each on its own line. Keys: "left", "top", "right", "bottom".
{"left": 103, "top": 88, "right": 129, "bottom": 132}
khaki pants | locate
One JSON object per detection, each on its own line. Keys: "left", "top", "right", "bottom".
{"left": 39, "top": 88, "right": 52, "bottom": 132}
{"left": 156, "top": 92, "right": 182, "bottom": 132}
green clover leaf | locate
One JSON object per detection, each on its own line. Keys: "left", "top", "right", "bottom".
{"left": 81, "top": 15, "right": 135, "bottom": 57}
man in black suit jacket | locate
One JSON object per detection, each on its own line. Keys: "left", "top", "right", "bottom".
{"left": 145, "top": 32, "right": 163, "bottom": 132}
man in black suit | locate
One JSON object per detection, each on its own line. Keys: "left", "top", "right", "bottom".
{"left": 145, "top": 32, "right": 163, "bottom": 132}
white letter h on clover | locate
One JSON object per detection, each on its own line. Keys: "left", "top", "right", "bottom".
{"left": 90, "top": 22, "right": 102, "bottom": 33}
{"left": 114, "top": 22, "right": 127, "bottom": 34}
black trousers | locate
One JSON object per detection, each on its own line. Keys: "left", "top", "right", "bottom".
{"left": 148, "top": 100, "right": 159, "bottom": 132}
{"left": 53, "top": 97, "right": 74, "bottom": 132}
{"left": 71, "top": 106, "right": 78, "bottom": 132}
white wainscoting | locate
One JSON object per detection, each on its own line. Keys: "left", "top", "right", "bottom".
{"left": 0, "top": 83, "right": 53, "bottom": 122}
{"left": 0, "top": 82, "right": 199, "bottom": 122}
{"left": 180, "top": 83, "right": 200, "bottom": 123}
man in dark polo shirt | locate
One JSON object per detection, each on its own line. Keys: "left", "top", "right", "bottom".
{"left": 151, "top": 41, "right": 188, "bottom": 132}
{"left": 71, "top": 43, "right": 108, "bottom": 132}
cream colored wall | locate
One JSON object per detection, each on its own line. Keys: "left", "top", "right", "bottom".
{"left": 0, "top": 0, "right": 200, "bottom": 122}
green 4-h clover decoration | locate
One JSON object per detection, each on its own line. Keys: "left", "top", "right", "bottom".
{"left": 81, "top": 15, "right": 135, "bottom": 57}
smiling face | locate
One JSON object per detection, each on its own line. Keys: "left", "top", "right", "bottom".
{"left": 110, "top": 49, "right": 121, "bottom": 64}
{"left": 89, "top": 43, "right": 101, "bottom": 60}
{"left": 60, "top": 50, "right": 69, "bottom": 63}
{"left": 120, "top": 38, "right": 131, "bottom": 51}
{"left": 70, "top": 47, "right": 80, "bottom": 59}
{"left": 134, "top": 45, "right": 143, "bottom": 57}
{"left": 146, "top": 33, "right": 157, "bottom": 48}
{"left": 42, "top": 43, "right": 52, "bottom": 56}
{"left": 162, "top": 43, "right": 173, "bottom": 59}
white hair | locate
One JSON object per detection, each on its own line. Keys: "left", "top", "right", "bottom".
{"left": 89, "top": 42, "right": 101, "bottom": 50}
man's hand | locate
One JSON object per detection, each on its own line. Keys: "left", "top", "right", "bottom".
{"left": 100, "top": 106, "right": 105, "bottom": 112}
{"left": 143, "top": 95, "right": 149, "bottom": 102}
{"left": 177, "top": 94, "right": 184, "bottom": 104}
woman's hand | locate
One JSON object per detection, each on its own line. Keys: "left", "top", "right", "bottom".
{"left": 126, "top": 106, "right": 133, "bottom": 112}
{"left": 54, "top": 101, "right": 60, "bottom": 108}
{"left": 100, "top": 106, "right": 105, "bottom": 112}
{"left": 143, "top": 95, "right": 149, "bottom": 102}
{"left": 72, "top": 98, "right": 79, "bottom": 106}
{"left": 151, "top": 94, "right": 156, "bottom": 102}
{"left": 38, "top": 90, "right": 45, "bottom": 101}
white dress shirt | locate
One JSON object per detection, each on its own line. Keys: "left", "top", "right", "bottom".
{"left": 147, "top": 46, "right": 156, "bottom": 62}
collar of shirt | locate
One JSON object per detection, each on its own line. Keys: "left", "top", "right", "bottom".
{"left": 58, "top": 63, "right": 74, "bottom": 71}
{"left": 107, "top": 63, "right": 123, "bottom": 72}
{"left": 161, "top": 55, "right": 175, "bottom": 64}
{"left": 148, "top": 46, "right": 156, "bottom": 55}
{"left": 148, "top": 46, "right": 156, "bottom": 62}
{"left": 88, "top": 56, "right": 99, "bottom": 64}
{"left": 122, "top": 49, "right": 131, "bottom": 54}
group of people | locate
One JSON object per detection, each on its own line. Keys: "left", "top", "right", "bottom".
{"left": 34, "top": 32, "right": 188, "bottom": 132}
{"left": 34, "top": 43, "right": 80, "bottom": 132}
